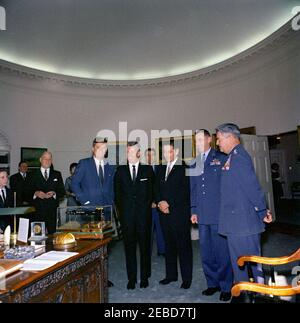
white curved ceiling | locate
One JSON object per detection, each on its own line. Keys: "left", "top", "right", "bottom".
{"left": 0, "top": 0, "right": 298, "bottom": 80}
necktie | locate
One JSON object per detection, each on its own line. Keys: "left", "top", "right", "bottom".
{"left": 165, "top": 164, "right": 171, "bottom": 181}
{"left": 1, "top": 189, "right": 5, "bottom": 203}
{"left": 44, "top": 169, "right": 48, "bottom": 181}
{"left": 99, "top": 163, "right": 104, "bottom": 185}
{"left": 200, "top": 153, "right": 205, "bottom": 174}
{"left": 132, "top": 165, "right": 136, "bottom": 182}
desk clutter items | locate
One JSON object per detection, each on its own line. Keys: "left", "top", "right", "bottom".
{"left": 53, "top": 232, "right": 76, "bottom": 250}
{"left": 0, "top": 259, "right": 23, "bottom": 280}
{"left": 56, "top": 205, "right": 114, "bottom": 239}
{"left": 4, "top": 226, "right": 10, "bottom": 246}
{"left": 4, "top": 246, "right": 35, "bottom": 260}
{"left": 21, "top": 251, "right": 78, "bottom": 271}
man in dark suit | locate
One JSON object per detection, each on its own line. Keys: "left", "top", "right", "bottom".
{"left": 190, "top": 129, "right": 233, "bottom": 301}
{"left": 114, "top": 141, "right": 154, "bottom": 290}
{"left": 155, "top": 141, "right": 193, "bottom": 289}
{"left": 0, "top": 169, "right": 14, "bottom": 231}
{"left": 26, "top": 152, "right": 65, "bottom": 234}
{"left": 9, "top": 161, "right": 29, "bottom": 206}
{"left": 72, "top": 137, "right": 115, "bottom": 207}
{"left": 216, "top": 123, "right": 272, "bottom": 283}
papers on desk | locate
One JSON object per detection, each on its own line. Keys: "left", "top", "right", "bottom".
{"left": 21, "top": 251, "right": 78, "bottom": 271}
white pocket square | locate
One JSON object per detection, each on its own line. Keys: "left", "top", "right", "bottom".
{"left": 53, "top": 178, "right": 58, "bottom": 181}
{"left": 140, "top": 178, "right": 148, "bottom": 181}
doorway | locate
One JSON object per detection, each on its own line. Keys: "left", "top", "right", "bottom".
{"left": 268, "top": 130, "right": 300, "bottom": 226}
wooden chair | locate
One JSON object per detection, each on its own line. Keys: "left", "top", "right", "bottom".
{"left": 231, "top": 248, "right": 300, "bottom": 302}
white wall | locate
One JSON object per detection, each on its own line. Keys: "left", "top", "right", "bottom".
{"left": 0, "top": 29, "right": 299, "bottom": 180}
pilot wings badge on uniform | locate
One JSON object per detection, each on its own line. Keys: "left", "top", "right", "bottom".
{"left": 222, "top": 155, "right": 231, "bottom": 171}
{"left": 210, "top": 159, "right": 221, "bottom": 166}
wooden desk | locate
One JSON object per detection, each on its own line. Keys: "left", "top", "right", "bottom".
{"left": 0, "top": 238, "right": 111, "bottom": 303}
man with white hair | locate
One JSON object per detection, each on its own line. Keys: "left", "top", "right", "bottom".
{"left": 27, "top": 151, "right": 65, "bottom": 234}
{"left": 216, "top": 123, "right": 272, "bottom": 285}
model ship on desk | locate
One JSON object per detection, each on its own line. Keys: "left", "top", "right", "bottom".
{"left": 56, "top": 205, "right": 114, "bottom": 239}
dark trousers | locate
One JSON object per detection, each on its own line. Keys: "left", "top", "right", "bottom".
{"left": 160, "top": 214, "right": 193, "bottom": 283}
{"left": 151, "top": 208, "right": 165, "bottom": 255}
{"left": 199, "top": 224, "right": 233, "bottom": 292}
{"left": 122, "top": 216, "right": 151, "bottom": 282}
{"left": 227, "top": 233, "right": 263, "bottom": 283}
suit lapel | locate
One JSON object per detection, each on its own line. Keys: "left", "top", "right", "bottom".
{"left": 204, "top": 149, "right": 214, "bottom": 168}
{"left": 126, "top": 165, "right": 133, "bottom": 184}
{"left": 135, "top": 164, "right": 143, "bottom": 182}
{"left": 103, "top": 162, "right": 112, "bottom": 186}
{"left": 0, "top": 194, "right": 4, "bottom": 207}
{"left": 39, "top": 169, "right": 46, "bottom": 182}
{"left": 90, "top": 157, "right": 101, "bottom": 186}
{"left": 166, "top": 159, "right": 180, "bottom": 181}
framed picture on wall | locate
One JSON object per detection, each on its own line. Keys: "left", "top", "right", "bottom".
{"left": 21, "top": 147, "right": 47, "bottom": 168}
{"left": 155, "top": 135, "right": 195, "bottom": 164}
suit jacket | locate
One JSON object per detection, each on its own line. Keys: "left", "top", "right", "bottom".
{"left": 190, "top": 149, "right": 226, "bottom": 225}
{"left": 0, "top": 186, "right": 14, "bottom": 208}
{"left": 71, "top": 157, "right": 115, "bottom": 206}
{"left": 114, "top": 164, "right": 154, "bottom": 228}
{"left": 9, "top": 172, "right": 29, "bottom": 206}
{"left": 155, "top": 160, "right": 191, "bottom": 227}
{"left": 26, "top": 168, "right": 65, "bottom": 212}
{"left": 218, "top": 144, "right": 267, "bottom": 236}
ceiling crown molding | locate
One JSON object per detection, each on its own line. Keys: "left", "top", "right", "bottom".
{"left": 0, "top": 19, "right": 298, "bottom": 89}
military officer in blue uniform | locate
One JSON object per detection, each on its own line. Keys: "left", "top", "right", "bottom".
{"left": 216, "top": 123, "right": 272, "bottom": 284}
{"left": 190, "top": 129, "right": 233, "bottom": 302}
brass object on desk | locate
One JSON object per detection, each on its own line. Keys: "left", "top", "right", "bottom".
{"left": 80, "top": 220, "right": 112, "bottom": 233}
{"left": 53, "top": 232, "right": 77, "bottom": 250}
{"left": 56, "top": 205, "right": 114, "bottom": 240}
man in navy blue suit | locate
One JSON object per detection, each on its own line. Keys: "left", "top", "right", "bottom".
{"left": 190, "top": 129, "right": 233, "bottom": 301}
{"left": 71, "top": 137, "right": 116, "bottom": 287}
{"left": 216, "top": 123, "right": 272, "bottom": 284}
{"left": 72, "top": 137, "right": 115, "bottom": 207}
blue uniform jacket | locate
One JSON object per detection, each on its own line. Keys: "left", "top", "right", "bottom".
{"left": 218, "top": 144, "right": 267, "bottom": 236}
{"left": 71, "top": 157, "right": 115, "bottom": 206}
{"left": 190, "top": 148, "right": 226, "bottom": 225}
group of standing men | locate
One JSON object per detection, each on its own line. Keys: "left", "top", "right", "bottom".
{"left": 0, "top": 122, "right": 272, "bottom": 301}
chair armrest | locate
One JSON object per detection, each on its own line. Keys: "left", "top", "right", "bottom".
{"left": 237, "top": 248, "right": 300, "bottom": 266}
{"left": 231, "top": 282, "right": 300, "bottom": 297}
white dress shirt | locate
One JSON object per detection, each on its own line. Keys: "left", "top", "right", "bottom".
{"left": 94, "top": 157, "right": 105, "bottom": 176}
{"left": 41, "top": 167, "right": 49, "bottom": 180}
{"left": 201, "top": 147, "right": 211, "bottom": 163}
{"left": 129, "top": 161, "right": 139, "bottom": 180}
{"left": 165, "top": 158, "right": 178, "bottom": 180}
